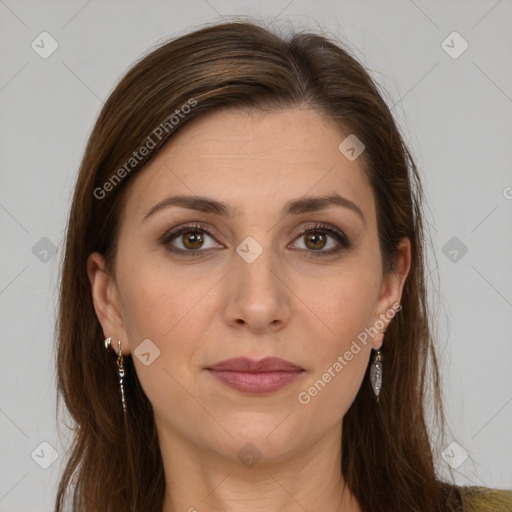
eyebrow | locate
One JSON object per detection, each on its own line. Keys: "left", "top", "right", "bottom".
{"left": 143, "top": 193, "right": 366, "bottom": 226}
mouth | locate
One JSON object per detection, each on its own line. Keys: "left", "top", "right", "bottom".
{"left": 205, "top": 357, "right": 305, "bottom": 394}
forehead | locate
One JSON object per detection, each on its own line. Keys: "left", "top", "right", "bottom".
{"left": 122, "top": 107, "right": 375, "bottom": 223}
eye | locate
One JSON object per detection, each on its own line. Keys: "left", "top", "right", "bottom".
{"left": 161, "top": 223, "right": 221, "bottom": 256}
{"left": 289, "top": 223, "right": 351, "bottom": 257}
{"left": 161, "top": 222, "right": 351, "bottom": 258}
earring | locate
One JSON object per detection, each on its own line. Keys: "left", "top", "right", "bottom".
{"left": 104, "top": 337, "right": 126, "bottom": 413}
{"left": 370, "top": 328, "right": 386, "bottom": 402}
{"left": 116, "top": 340, "right": 126, "bottom": 413}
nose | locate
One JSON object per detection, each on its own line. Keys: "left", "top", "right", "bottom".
{"left": 222, "top": 246, "right": 291, "bottom": 335}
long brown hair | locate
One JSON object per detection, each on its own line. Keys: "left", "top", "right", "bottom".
{"left": 55, "top": 19, "right": 462, "bottom": 511}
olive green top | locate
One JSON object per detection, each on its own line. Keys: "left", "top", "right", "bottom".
{"left": 461, "top": 487, "right": 512, "bottom": 511}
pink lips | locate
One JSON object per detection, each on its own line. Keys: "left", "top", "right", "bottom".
{"left": 206, "top": 357, "right": 305, "bottom": 394}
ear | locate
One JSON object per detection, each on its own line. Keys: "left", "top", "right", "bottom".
{"left": 372, "top": 237, "right": 411, "bottom": 349}
{"left": 87, "top": 252, "right": 131, "bottom": 356}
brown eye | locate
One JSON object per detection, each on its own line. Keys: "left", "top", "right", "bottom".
{"left": 304, "top": 231, "right": 327, "bottom": 250}
{"left": 180, "top": 230, "right": 205, "bottom": 250}
{"left": 289, "top": 224, "right": 351, "bottom": 257}
{"left": 162, "top": 223, "right": 221, "bottom": 254}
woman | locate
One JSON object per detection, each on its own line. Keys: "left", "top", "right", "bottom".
{"left": 54, "top": 20, "right": 512, "bottom": 512}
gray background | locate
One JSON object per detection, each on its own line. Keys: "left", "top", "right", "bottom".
{"left": 1, "top": 0, "right": 511, "bottom": 510}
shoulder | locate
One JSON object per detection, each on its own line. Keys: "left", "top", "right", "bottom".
{"left": 460, "top": 486, "right": 512, "bottom": 512}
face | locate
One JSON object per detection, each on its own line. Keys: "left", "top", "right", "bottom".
{"left": 88, "top": 107, "right": 410, "bottom": 464}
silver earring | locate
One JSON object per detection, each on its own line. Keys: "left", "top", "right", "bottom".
{"left": 370, "top": 328, "right": 386, "bottom": 402}
{"left": 104, "top": 337, "right": 126, "bottom": 413}
{"left": 116, "top": 340, "right": 126, "bottom": 413}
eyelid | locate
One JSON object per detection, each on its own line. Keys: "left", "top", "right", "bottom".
{"left": 293, "top": 222, "right": 349, "bottom": 243}
{"left": 288, "top": 222, "right": 351, "bottom": 254}
{"left": 160, "top": 221, "right": 223, "bottom": 247}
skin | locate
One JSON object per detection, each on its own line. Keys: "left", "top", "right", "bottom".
{"left": 88, "top": 107, "right": 411, "bottom": 512}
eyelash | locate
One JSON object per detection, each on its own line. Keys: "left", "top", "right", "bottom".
{"left": 160, "top": 222, "right": 351, "bottom": 258}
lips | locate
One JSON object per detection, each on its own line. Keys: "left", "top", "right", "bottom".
{"left": 207, "top": 357, "right": 303, "bottom": 372}
{"left": 206, "top": 357, "right": 305, "bottom": 394}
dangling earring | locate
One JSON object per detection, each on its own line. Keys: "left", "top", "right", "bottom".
{"left": 370, "top": 328, "right": 386, "bottom": 402}
{"left": 116, "top": 340, "right": 126, "bottom": 413}
{"left": 104, "top": 337, "right": 127, "bottom": 413}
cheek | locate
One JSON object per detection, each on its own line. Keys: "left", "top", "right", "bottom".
{"left": 297, "top": 264, "right": 379, "bottom": 402}
{"left": 115, "top": 257, "right": 214, "bottom": 424}
{"left": 306, "top": 263, "right": 381, "bottom": 349}
{"left": 117, "top": 251, "right": 216, "bottom": 342}
{"left": 115, "top": 252, "right": 223, "bottom": 391}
